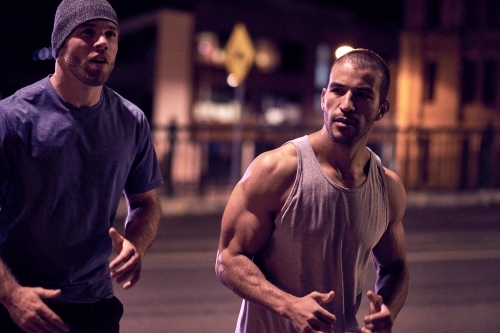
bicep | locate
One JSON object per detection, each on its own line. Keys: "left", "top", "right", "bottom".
{"left": 218, "top": 183, "right": 275, "bottom": 258}
{"left": 218, "top": 147, "right": 296, "bottom": 258}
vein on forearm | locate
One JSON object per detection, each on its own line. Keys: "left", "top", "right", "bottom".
{"left": 216, "top": 252, "right": 289, "bottom": 315}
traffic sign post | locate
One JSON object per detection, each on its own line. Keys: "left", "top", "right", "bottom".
{"left": 225, "top": 23, "right": 255, "bottom": 185}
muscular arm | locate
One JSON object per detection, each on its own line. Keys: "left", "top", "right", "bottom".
{"left": 109, "top": 188, "right": 161, "bottom": 289}
{"left": 373, "top": 168, "right": 409, "bottom": 318}
{"left": 216, "top": 182, "right": 289, "bottom": 312}
{"left": 216, "top": 143, "right": 336, "bottom": 332}
{"left": 364, "top": 168, "right": 409, "bottom": 332}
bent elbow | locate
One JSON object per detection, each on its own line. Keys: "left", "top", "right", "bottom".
{"left": 214, "top": 250, "right": 227, "bottom": 282}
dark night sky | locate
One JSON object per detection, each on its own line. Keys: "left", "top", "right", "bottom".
{"left": 0, "top": 0, "right": 403, "bottom": 95}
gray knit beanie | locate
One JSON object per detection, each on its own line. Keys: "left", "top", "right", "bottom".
{"left": 51, "top": 0, "right": 119, "bottom": 58}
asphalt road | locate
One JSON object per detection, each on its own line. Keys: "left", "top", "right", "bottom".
{"left": 113, "top": 205, "right": 500, "bottom": 333}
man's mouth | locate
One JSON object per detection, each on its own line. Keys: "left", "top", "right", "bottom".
{"left": 334, "top": 117, "right": 357, "bottom": 126}
{"left": 90, "top": 56, "right": 107, "bottom": 64}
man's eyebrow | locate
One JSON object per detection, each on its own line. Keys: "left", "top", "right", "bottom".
{"left": 328, "top": 82, "right": 345, "bottom": 89}
{"left": 328, "top": 82, "right": 375, "bottom": 95}
{"left": 78, "top": 21, "right": 118, "bottom": 31}
{"left": 355, "top": 86, "right": 375, "bottom": 94}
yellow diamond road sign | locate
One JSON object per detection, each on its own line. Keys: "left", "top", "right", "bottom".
{"left": 225, "top": 23, "right": 256, "bottom": 84}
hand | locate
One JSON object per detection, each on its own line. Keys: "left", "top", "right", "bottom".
{"left": 6, "top": 286, "right": 69, "bottom": 333}
{"left": 362, "top": 290, "right": 393, "bottom": 333}
{"left": 286, "top": 291, "right": 336, "bottom": 333}
{"left": 109, "top": 227, "right": 142, "bottom": 289}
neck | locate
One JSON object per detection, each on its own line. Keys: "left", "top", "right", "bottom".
{"left": 318, "top": 128, "right": 370, "bottom": 165}
{"left": 50, "top": 63, "right": 103, "bottom": 108}
{"left": 309, "top": 129, "right": 371, "bottom": 187}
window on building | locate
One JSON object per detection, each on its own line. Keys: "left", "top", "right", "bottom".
{"left": 461, "top": 59, "right": 477, "bottom": 103}
{"left": 314, "top": 44, "right": 333, "bottom": 113}
{"left": 117, "top": 25, "right": 156, "bottom": 63}
{"left": 195, "top": 32, "right": 224, "bottom": 67}
{"left": 314, "top": 44, "right": 332, "bottom": 90}
{"left": 482, "top": 59, "right": 497, "bottom": 106}
{"left": 109, "top": 25, "right": 156, "bottom": 124}
{"left": 259, "top": 91, "right": 303, "bottom": 126}
{"left": 279, "top": 42, "right": 304, "bottom": 74}
{"left": 426, "top": 0, "right": 442, "bottom": 29}
{"left": 193, "top": 85, "right": 242, "bottom": 124}
{"left": 486, "top": 0, "right": 500, "bottom": 29}
{"left": 255, "top": 38, "right": 281, "bottom": 73}
{"left": 464, "top": 0, "right": 480, "bottom": 29}
{"left": 424, "top": 62, "right": 437, "bottom": 101}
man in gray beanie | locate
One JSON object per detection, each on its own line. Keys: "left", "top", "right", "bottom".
{"left": 0, "top": 0, "right": 163, "bottom": 332}
{"left": 51, "top": 0, "right": 119, "bottom": 59}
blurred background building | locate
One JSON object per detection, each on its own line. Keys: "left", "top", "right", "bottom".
{"left": 2, "top": 0, "right": 500, "bottom": 195}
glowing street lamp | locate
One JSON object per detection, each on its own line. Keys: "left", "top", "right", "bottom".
{"left": 335, "top": 45, "right": 354, "bottom": 59}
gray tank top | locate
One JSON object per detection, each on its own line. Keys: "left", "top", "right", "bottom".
{"left": 236, "top": 135, "right": 389, "bottom": 333}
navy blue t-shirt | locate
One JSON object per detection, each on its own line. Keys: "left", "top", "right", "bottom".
{"left": 0, "top": 76, "right": 163, "bottom": 303}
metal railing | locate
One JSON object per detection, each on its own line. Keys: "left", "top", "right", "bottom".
{"left": 154, "top": 123, "right": 500, "bottom": 195}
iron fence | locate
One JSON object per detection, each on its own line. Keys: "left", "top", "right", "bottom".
{"left": 153, "top": 123, "right": 500, "bottom": 196}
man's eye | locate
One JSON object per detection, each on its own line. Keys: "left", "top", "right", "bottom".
{"left": 82, "top": 29, "right": 95, "bottom": 36}
{"left": 105, "top": 31, "right": 117, "bottom": 39}
{"left": 356, "top": 92, "right": 371, "bottom": 99}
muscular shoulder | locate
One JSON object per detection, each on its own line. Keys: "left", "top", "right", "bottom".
{"left": 239, "top": 142, "right": 298, "bottom": 209}
{"left": 383, "top": 167, "right": 406, "bottom": 223}
{"left": 251, "top": 142, "right": 297, "bottom": 175}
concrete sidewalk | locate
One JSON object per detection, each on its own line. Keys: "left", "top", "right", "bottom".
{"left": 117, "top": 189, "right": 500, "bottom": 218}
{"left": 405, "top": 189, "right": 500, "bottom": 208}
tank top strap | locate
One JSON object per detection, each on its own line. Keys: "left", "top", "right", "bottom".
{"left": 288, "top": 135, "right": 318, "bottom": 173}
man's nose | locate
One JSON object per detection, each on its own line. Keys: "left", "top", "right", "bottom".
{"left": 339, "top": 91, "right": 354, "bottom": 112}
{"left": 94, "top": 33, "right": 108, "bottom": 50}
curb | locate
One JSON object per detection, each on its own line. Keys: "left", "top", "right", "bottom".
{"left": 116, "top": 190, "right": 500, "bottom": 218}
{"left": 405, "top": 190, "right": 500, "bottom": 208}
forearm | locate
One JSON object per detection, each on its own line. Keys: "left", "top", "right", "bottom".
{"left": 375, "top": 260, "right": 409, "bottom": 320}
{"left": 215, "top": 250, "right": 295, "bottom": 317}
{"left": 0, "top": 259, "right": 21, "bottom": 306}
{"left": 124, "top": 196, "right": 161, "bottom": 257}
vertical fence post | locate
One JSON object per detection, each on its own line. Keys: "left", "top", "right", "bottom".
{"left": 417, "top": 129, "right": 429, "bottom": 187}
{"left": 459, "top": 133, "right": 469, "bottom": 189}
{"left": 164, "top": 120, "right": 177, "bottom": 197}
{"left": 230, "top": 83, "right": 245, "bottom": 186}
{"left": 478, "top": 124, "right": 494, "bottom": 188}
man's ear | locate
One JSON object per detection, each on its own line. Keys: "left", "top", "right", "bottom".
{"left": 320, "top": 88, "right": 326, "bottom": 111}
{"left": 375, "top": 100, "right": 390, "bottom": 120}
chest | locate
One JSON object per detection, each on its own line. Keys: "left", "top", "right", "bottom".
{"left": 31, "top": 107, "right": 130, "bottom": 148}
{"left": 317, "top": 159, "right": 370, "bottom": 189}
{"left": 276, "top": 157, "right": 388, "bottom": 251}
{"left": 12, "top": 110, "right": 138, "bottom": 180}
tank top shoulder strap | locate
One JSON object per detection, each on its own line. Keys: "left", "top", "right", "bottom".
{"left": 367, "top": 148, "right": 387, "bottom": 193}
{"left": 287, "top": 135, "right": 317, "bottom": 170}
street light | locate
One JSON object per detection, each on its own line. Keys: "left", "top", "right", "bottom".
{"left": 335, "top": 45, "right": 354, "bottom": 59}
{"left": 227, "top": 73, "right": 239, "bottom": 87}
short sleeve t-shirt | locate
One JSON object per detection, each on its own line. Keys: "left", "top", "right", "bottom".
{"left": 0, "top": 76, "right": 163, "bottom": 303}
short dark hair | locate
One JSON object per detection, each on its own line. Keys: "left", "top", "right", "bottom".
{"left": 333, "top": 48, "right": 390, "bottom": 103}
